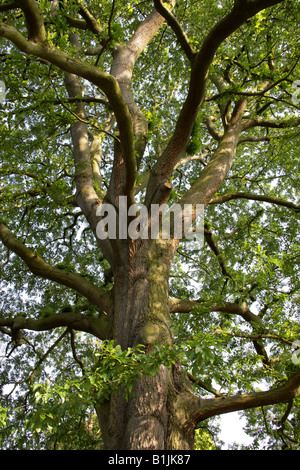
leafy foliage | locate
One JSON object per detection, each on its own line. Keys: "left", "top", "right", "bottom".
{"left": 0, "top": 338, "right": 179, "bottom": 449}
{"left": 0, "top": 0, "right": 299, "bottom": 450}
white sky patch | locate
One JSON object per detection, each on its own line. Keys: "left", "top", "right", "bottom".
{"left": 219, "top": 412, "right": 254, "bottom": 449}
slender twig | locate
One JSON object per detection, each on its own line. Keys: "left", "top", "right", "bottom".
{"left": 69, "top": 329, "right": 85, "bottom": 374}
{"left": 28, "top": 328, "right": 69, "bottom": 384}
{"left": 153, "top": 0, "right": 195, "bottom": 62}
{"left": 50, "top": 76, "right": 120, "bottom": 142}
{"left": 208, "top": 192, "right": 300, "bottom": 211}
{"left": 95, "top": 0, "right": 115, "bottom": 66}
{"left": 187, "top": 372, "right": 224, "bottom": 398}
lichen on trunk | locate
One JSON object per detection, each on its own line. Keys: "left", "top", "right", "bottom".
{"left": 96, "top": 237, "right": 196, "bottom": 450}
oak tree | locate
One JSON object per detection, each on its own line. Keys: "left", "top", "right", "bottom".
{"left": 0, "top": 0, "right": 299, "bottom": 450}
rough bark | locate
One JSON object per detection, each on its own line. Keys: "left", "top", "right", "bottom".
{"left": 96, "top": 246, "right": 300, "bottom": 449}
{"left": 96, "top": 237, "right": 198, "bottom": 450}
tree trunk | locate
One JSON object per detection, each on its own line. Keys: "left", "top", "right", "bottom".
{"left": 95, "top": 237, "right": 196, "bottom": 450}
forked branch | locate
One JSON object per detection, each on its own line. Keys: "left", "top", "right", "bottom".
{"left": 0, "top": 20, "right": 136, "bottom": 204}
{"left": 146, "top": 1, "right": 285, "bottom": 205}
{"left": 15, "top": 0, "right": 46, "bottom": 43}
{"left": 176, "top": 99, "right": 247, "bottom": 208}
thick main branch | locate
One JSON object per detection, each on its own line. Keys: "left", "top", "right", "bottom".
{"left": 109, "top": 3, "right": 176, "bottom": 197}
{"left": 0, "top": 311, "right": 111, "bottom": 341}
{"left": 16, "top": 0, "right": 46, "bottom": 43}
{"left": 0, "top": 222, "right": 111, "bottom": 313}
{"left": 177, "top": 99, "right": 247, "bottom": 208}
{"left": 146, "top": 0, "right": 285, "bottom": 204}
{"left": 0, "top": 21, "right": 136, "bottom": 202}
{"left": 190, "top": 370, "right": 300, "bottom": 423}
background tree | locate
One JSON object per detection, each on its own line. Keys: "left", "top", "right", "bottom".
{"left": 0, "top": 0, "right": 299, "bottom": 450}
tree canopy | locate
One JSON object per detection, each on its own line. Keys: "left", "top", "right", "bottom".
{"left": 0, "top": 0, "right": 299, "bottom": 450}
